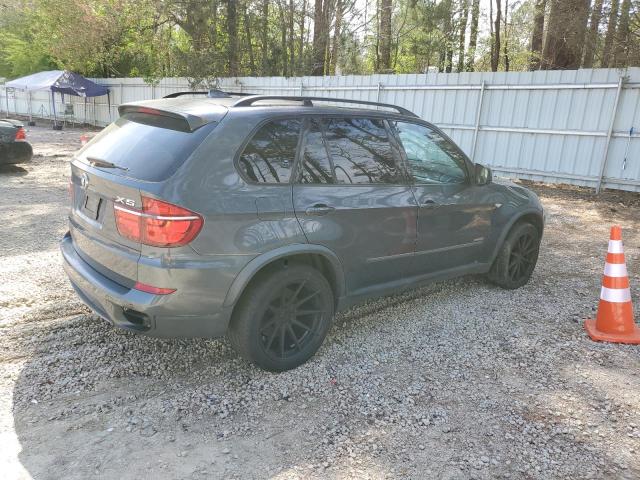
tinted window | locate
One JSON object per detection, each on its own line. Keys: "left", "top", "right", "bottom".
{"left": 392, "top": 122, "right": 467, "bottom": 184}
{"left": 324, "top": 118, "right": 399, "bottom": 184}
{"left": 300, "top": 120, "right": 334, "bottom": 184}
{"left": 238, "top": 119, "right": 301, "bottom": 183}
{"left": 77, "top": 116, "right": 217, "bottom": 182}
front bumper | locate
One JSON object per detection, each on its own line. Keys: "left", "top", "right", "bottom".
{"left": 60, "top": 232, "right": 232, "bottom": 338}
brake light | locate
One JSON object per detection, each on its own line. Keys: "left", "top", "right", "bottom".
{"left": 114, "top": 196, "right": 203, "bottom": 247}
{"left": 15, "top": 127, "right": 26, "bottom": 141}
{"left": 138, "top": 106, "right": 162, "bottom": 115}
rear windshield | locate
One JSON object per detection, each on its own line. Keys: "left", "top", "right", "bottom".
{"left": 77, "top": 115, "right": 216, "bottom": 182}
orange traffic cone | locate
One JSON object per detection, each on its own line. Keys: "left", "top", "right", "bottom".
{"left": 80, "top": 134, "right": 89, "bottom": 146}
{"left": 584, "top": 225, "right": 640, "bottom": 344}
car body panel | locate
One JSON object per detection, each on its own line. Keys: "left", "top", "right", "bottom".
{"left": 293, "top": 183, "right": 418, "bottom": 292}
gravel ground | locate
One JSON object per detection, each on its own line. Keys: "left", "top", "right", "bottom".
{"left": 1, "top": 124, "right": 640, "bottom": 480}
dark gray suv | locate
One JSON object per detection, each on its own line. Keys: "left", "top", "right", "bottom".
{"left": 61, "top": 92, "right": 544, "bottom": 371}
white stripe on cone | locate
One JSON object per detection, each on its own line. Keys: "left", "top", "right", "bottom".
{"left": 604, "top": 262, "right": 628, "bottom": 277}
{"left": 608, "top": 240, "right": 624, "bottom": 253}
{"left": 600, "top": 286, "right": 631, "bottom": 303}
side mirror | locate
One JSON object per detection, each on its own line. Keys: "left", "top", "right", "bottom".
{"left": 475, "top": 164, "right": 492, "bottom": 185}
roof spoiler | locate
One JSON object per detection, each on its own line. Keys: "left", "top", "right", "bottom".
{"left": 117, "top": 104, "right": 210, "bottom": 132}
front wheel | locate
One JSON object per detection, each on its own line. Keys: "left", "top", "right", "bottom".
{"left": 227, "top": 264, "right": 334, "bottom": 372}
{"left": 487, "top": 222, "right": 540, "bottom": 289}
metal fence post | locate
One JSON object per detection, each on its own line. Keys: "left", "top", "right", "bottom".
{"left": 376, "top": 82, "right": 382, "bottom": 103}
{"left": 299, "top": 82, "right": 304, "bottom": 96}
{"left": 470, "top": 80, "right": 486, "bottom": 162}
{"left": 595, "top": 76, "right": 624, "bottom": 193}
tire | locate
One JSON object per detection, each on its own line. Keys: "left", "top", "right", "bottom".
{"left": 487, "top": 222, "right": 540, "bottom": 290}
{"left": 227, "top": 264, "right": 334, "bottom": 372}
{"left": 0, "top": 142, "right": 33, "bottom": 165}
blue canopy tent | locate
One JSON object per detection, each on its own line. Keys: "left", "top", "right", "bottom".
{"left": 5, "top": 70, "right": 110, "bottom": 128}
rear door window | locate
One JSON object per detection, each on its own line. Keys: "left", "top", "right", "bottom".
{"left": 323, "top": 118, "right": 400, "bottom": 184}
{"left": 238, "top": 119, "right": 302, "bottom": 183}
{"left": 77, "top": 115, "right": 216, "bottom": 182}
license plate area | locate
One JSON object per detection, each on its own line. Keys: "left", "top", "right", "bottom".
{"left": 83, "top": 193, "right": 102, "bottom": 220}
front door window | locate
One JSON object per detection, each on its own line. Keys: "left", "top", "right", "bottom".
{"left": 390, "top": 121, "right": 467, "bottom": 185}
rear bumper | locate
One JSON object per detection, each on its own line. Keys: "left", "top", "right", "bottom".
{"left": 60, "top": 232, "right": 232, "bottom": 338}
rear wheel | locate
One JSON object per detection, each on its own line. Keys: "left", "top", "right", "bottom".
{"left": 227, "top": 264, "right": 334, "bottom": 371}
{"left": 487, "top": 222, "right": 540, "bottom": 289}
{"left": 0, "top": 142, "right": 32, "bottom": 165}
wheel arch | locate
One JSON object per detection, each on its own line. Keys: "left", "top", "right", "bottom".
{"left": 223, "top": 244, "right": 346, "bottom": 308}
{"left": 489, "top": 209, "right": 544, "bottom": 265}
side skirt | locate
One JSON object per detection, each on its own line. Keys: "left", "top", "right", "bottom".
{"left": 336, "top": 261, "right": 491, "bottom": 311}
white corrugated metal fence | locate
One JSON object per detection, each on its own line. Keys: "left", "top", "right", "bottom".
{"left": 2, "top": 68, "right": 639, "bottom": 192}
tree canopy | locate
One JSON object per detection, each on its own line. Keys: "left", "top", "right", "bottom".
{"left": 1, "top": 0, "right": 639, "bottom": 83}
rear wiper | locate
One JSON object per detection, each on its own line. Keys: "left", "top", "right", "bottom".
{"left": 87, "top": 156, "right": 129, "bottom": 171}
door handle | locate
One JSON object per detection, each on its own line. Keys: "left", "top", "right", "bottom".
{"left": 305, "top": 204, "right": 335, "bottom": 216}
{"left": 421, "top": 199, "right": 438, "bottom": 208}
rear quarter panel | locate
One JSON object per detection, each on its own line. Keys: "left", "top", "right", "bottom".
{"left": 159, "top": 112, "right": 308, "bottom": 257}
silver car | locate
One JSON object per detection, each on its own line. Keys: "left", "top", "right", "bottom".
{"left": 61, "top": 92, "right": 544, "bottom": 371}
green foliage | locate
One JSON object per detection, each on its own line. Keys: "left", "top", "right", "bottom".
{"left": 0, "top": 3, "right": 58, "bottom": 78}
{"left": 0, "top": 0, "right": 638, "bottom": 81}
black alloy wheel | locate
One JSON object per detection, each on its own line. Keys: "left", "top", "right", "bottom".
{"left": 507, "top": 231, "right": 538, "bottom": 283}
{"left": 228, "top": 264, "right": 334, "bottom": 371}
{"left": 258, "top": 279, "right": 327, "bottom": 360}
{"left": 487, "top": 222, "right": 540, "bottom": 289}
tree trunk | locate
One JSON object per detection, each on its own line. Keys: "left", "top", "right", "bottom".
{"left": 457, "top": 0, "right": 469, "bottom": 72}
{"left": 330, "top": 0, "right": 343, "bottom": 74}
{"left": 602, "top": 0, "right": 619, "bottom": 66}
{"left": 226, "top": 0, "right": 239, "bottom": 76}
{"left": 465, "top": 0, "right": 480, "bottom": 71}
{"left": 243, "top": 2, "right": 256, "bottom": 75}
{"left": 289, "top": 0, "right": 296, "bottom": 75}
{"left": 443, "top": 0, "right": 454, "bottom": 73}
{"left": 260, "top": 0, "right": 269, "bottom": 75}
{"left": 542, "top": 0, "right": 590, "bottom": 70}
{"left": 298, "top": 0, "right": 306, "bottom": 73}
{"left": 279, "top": 2, "right": 288, "bottom": 76}
{"left": 529, "top": 0, "right": 545, "bottom": 70}
{"left": 379, "top": 0, "right": 393, "bottom": 71}
{"left": 503, "top": 0, "right": 509, "bottom": 72}
{"left": 582, "top": 0, "right": 603, "bottom": 68}
{"left": 491, "top": 0, "right": 501, "bottom": 72}
{"left": 312, "top": 0, "right": 327, "bottom": 75}
{"left": 613, "top": 0, "right": 631, "bottom": 67}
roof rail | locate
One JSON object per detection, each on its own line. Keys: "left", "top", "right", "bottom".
{"left": 232, "top": 95, "right": 418, "bottom": 117}
{"left": 163, "top": 89, "right": 255, "bottom": 99}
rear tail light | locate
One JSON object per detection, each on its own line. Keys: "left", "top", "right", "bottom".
{"left": 114, "top": 196, "right": 203, "bottom": 247}
{"left": 15, "top": 127, "right": 26, "bottom": 141}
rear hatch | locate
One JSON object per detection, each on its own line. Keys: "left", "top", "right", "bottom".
{"left": 69, "top": 99, "right": 227, "bottom": 286}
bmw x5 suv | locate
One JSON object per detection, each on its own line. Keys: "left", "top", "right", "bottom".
{"left": 61, "top": 92, "right": 544, "bottom": 371}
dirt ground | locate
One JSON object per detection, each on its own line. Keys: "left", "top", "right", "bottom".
{"left": 1, "top": 124, "right": 639, "bottom": 480}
